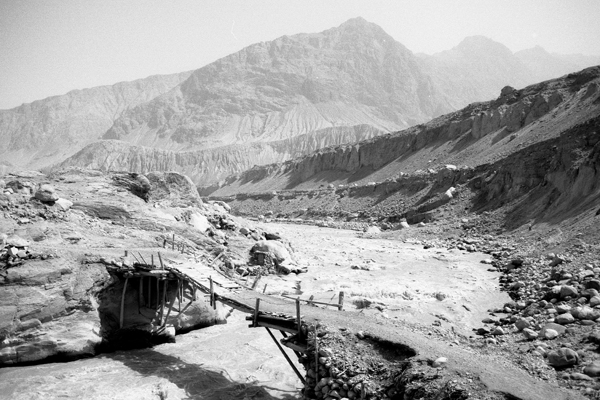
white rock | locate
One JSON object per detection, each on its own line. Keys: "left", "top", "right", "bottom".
{"left": 432, "top": 357, "right": 448, "bottom": 368}
{"left": 55, "top": 198, "right": 73, "bottom": 211}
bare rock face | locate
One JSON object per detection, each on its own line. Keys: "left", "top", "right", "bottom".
{"left": 54, "top": 125, "right": 387, "bottom": 186}
{"left": 0, "top": 258, "right": 108, "bottom": 365}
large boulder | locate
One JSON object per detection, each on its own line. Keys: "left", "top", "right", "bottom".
{"left": 251, "top": 240, "right": 293, "bottom": 266}
{"left": 547, "top": 348, "right": 580, "bottom": 368}
{"left": 189, "top": 212, "right": 212, "bottom": 233}
{"left": 34, "top": 184, "right": 59, "bottom": 202}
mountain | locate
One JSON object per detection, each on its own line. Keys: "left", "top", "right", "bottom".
{"left": 0, "top": 72, "right": 192, "bottom": 170}
{"left": 2, "top": 18, "right": 600, "bottom": 187}
{"left": 207, "top": 66, "right": 600, "bottom": 200}
{"left": 102, "top": 17, "right": 451, "bottom": 151}
{"left": 417, "top": 36, "right": 535, "bottom": 109}
{"left": 515, "top": 45, "right": 600, "bottom": 82}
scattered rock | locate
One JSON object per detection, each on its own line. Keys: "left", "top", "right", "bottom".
{"left": 547, "top": 348, "right": 580, "bottom": 368}
{"left": 34, "top": 184, "right": 59, "bottom": 202}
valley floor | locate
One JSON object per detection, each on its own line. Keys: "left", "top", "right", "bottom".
{"left": 0, "top": 222, "right": 519, "bottom": 400}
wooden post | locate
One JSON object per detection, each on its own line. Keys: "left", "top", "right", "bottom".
{"left": 172, "top": 233, "right": 175, "bottom": 250}
{"left": 159, "top": 279, "right": 167, "bottom": 322}
{"left": 192, "top": 286, "right": 197, "bottom": 301}
{"left": 252, "top": 298, "right": 261, "bottom": 327}
{"left": 308, "top": 295, "right": 315, "bottom": 306}
{"left": 151, "top": 254, "right": 154, "bottom": 267}
{"left": 251, "top": 272, "right": 261, "bottom": 290}
{"left": 158, "top": 252, "right": 164, "bottom": 270}
{"left": 314, "top": 325, "right": 319, "bottom": 385}
{"left": 139, "top": 276, "right": 144, "bottom": 306}
{"left": 209, "top": 276, "right": 215, "bottom": 309}
{"left": 147, "top": 276, "right": 151, "bottom": 307}
{"left": 338, "top": 291, "right": 345, "bottom": 311}
{"left": 163, "top": 238, "right": 166, "bottom": 248}
{"left": 124, "top": 250, "right": 128, "bottom": 257}
{"left": 296, "top": 298, "right": 301, "bottom": 336}
{"left": 162, "top": 286, "right": 176, "bottom": 327}
{"left": 137, "top": 252, "right": 147, "bottom": 265}
{"left": 155, "top": 277, "right": 159, "bottom": 309}
{"left": 265, "top": 327, "right": 306, "bottom": 384}
{"left": 176, "top": 279, "right": 182, "bottom": 313}
{"left": 262, "top": 283, "right": 268, "bottom": 294}
{"left": 119, "top": 277, "right": 129, "bottom": 329}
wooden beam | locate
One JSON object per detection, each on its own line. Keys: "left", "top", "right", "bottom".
{"left": 119, "top": 277, "right": 129, "bottom": 329}
{"left": 158, "top": 252, "right": 165, "bottom": 270}
{"left": 176, "top": 278, "right": 182, "bottom": 313}
{"left": 209, "top": 276, "right": 215, "bottom": 309}
{"left": 281, "top": 294, "right": 340, "bottom": 308}
{"left": 159, "top": 279, "right": 168, "bottom": 322}
{"left": 296, "top": 298, "right": 301, "bottom": 336}
{"left": 252, "top": 298, "right": 261, "bottom": 327}
{"left": 137, "top": 252, "right": 148, "bottom": 265}
{"left": 314, "top": 325, "right": 319, "bottom": 385}
{"left": 265, "top": 327, "right": 305, "bottom": 384}
{"left": 162, "top": 288, "right": 176, "bottom": 328}
{"left": 139, "top": 276, "right": 144, "bottom": 307}
{"left": 147, "top": 276, "right": 151, "bottom": 307}
{"left": 255, "top": 321, "right": 297, "bottom": 334}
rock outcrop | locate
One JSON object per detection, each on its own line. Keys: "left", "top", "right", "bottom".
{"left": 0, "top": 169, "right": 252, "bottom": 366}
{"left": 55, "top": 124, "right": 386, "bottom": 185}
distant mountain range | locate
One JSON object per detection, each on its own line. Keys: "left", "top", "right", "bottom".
{"left": 1, "top": 17, "right": 598, "bottom": 184}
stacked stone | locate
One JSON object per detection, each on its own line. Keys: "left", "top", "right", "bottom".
{"left": 290, "top": 330, "right": 389, "bottom": 400}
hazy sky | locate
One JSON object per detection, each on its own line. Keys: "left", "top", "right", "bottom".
{"left": 1, "top": 0, "right": 599, "bottom": 109}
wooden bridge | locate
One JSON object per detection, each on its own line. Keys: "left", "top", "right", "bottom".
{"left": 106, "top": 249, "right": 345, "bottom": 384}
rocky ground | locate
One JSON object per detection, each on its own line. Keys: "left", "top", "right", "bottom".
{"left": 1, "top": 166, "right": 599, "bottom": 399}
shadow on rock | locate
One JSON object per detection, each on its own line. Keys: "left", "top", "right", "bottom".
{"left": 106, "top": 347, "right": 299, "bottom": 399}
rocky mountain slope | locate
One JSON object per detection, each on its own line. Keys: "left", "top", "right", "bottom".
{"left": 208, "top": 66, "right": 600, "bottom": 197}
{"left": 102, "top": 17, "right": 450, "bottom": 151}
{"left": 54, "top": 124, "right": 385, "bottom": 186}
{"left": 0, "top": 72, "right": 191, "bottom": 173}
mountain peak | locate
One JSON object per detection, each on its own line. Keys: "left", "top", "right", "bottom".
{"left": 455, "top": 35, "right": 513, "bottom": 57}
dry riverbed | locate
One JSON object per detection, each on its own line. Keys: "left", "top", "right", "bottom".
{"left": 257, "top": 222, "right": 510, "bottom": 336}
{"left": 0, "top": 222, "right": 511, "bottom": 399}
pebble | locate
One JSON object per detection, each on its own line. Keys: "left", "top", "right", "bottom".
{"left": 432, "top": 357, "right": 447, "bottom": 368}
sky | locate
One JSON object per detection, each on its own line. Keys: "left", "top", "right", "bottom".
{"left": 1, "top": 0, "right": 599, "bottom": 110}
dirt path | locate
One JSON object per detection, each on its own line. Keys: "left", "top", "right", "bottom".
{"left": 257, "top": 222, "right": 510, "bottom": 335}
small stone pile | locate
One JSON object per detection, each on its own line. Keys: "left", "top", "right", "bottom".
{"left": 1, "top": 235, "right": 32, "bottom": 267}
{"left": 285, "top": 326, "right": 411, "bottom": 400}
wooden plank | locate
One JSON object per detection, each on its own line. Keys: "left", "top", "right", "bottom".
{"left": 119, "top": 277, "right": 129, "bottom": 329}
{"left": 255, "top": 321, "right": 297, "bottom": 334}
{"left": 265, "top": 327, "right": 305, "bottom": 384}
{"left": 281, "top": 294, "right": 339, "bottom": 308}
